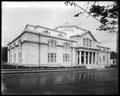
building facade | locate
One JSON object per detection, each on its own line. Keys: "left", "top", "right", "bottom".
{"left": 7, "top": 24, "right": 111, "bottom": 69}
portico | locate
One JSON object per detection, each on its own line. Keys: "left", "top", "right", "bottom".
{"left": 77, "top": 48, "right": 100, "bottom": 66}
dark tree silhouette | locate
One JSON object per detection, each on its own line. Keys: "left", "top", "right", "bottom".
{"left": 2, "top": 47, "right": 8, "bottom": 64}
{"left": 64, "top": 1, "right": 118, "bottom": 33}
{"left": 110, "top": 51, "right": 117, "bottom": 59}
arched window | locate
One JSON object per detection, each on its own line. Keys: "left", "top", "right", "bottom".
{"left": 48, "top": 40, "right": 57, "bottom": 48}
{"left": 63, "top": 42, "right": 70, "bottom": 49}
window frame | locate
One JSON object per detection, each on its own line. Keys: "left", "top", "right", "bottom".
{"left": 48, "top": 53, "right": 56, "bottom": 63}
{"left": 63, "top": 42, "right": 70, "bottom": 50}
{"left": 48, "top": 40, "right": 57, "bottom": 48}
{"left": 83, "top": 38, "right": 92, "bottom": 47}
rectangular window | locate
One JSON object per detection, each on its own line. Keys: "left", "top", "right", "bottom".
{"left": 14, "top": 54, "right": 16, "bottom": 63}
{"left": 63, "top": 54, "right": 70, "bottom": 62}
{"left": 51, "top": 53, "right": 53, "bottom": 62}
{"left": 19, "top": 53, "right": 21, "bottom": 63}
{"left": 54, "top": 53, "right": 56, "bottom": 62}
{"left": 68, "top": 54, "right": 70, "bottom": 62}
{"left": 48, "top": 53, "right": 49, "bottom": 62}
{"left": 90, "top": 40, "right": 92, "bottom": 47}
{"left": 48, "top": 53, "right": 56, "bottom": 63}
{"left": 83, "top": 39, "right": 85, "bottom": 46}
{"left": 65, "top": 54, "right": 67, "bottom": 62}
{"left": 63, "top": 54, "right": 65, "bottom": 62}
{"left": 86, "top": 39, "right": 88, "bottom": 47}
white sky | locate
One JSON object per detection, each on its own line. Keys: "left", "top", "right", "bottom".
{"left": 2, "top": 1, "right": 117, "bottom": 52}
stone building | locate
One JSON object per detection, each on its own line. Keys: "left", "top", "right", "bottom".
{"left": 7, "top": 24, "right": 111, "bottom": 69}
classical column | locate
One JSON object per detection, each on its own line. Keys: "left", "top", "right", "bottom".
{"left": 99, "top": 52, "right": 101, "bottom": 65}
{"left": 19, "top": 43, "right": 22, "bottom": 66}
{"left": 88, "top": 52, "right": 90, "bottom": 64}
{"left": 94, "top": 52, "right": 95, "bottom": 64}
{"left": 77, "top": 51, "right": 79, "bottom": 66}
{"left": 95, "top": 52, "right": 97, "bottom": 64}
{"left": 91, "top": 52, "right": 93, "bottom": 64}
{"left": 75, "top": 51, "right": 77, "bottom": 66}
{"left": 84, "top": 51, "right": 86, "bottom": 64}
{"left": 97, "top": 52, "right": 99, "bottom": 64}
{"left": 9, "top": 49, "right": 11, "bottom": 64}
{"left": 7, "top": 49, "right": 9, "bottom": 64}
{"left": 76, "top": 51, "right": 78, "bottom": 66}
{"left": 79, "top": 51, "right": 81, "bottom": 65}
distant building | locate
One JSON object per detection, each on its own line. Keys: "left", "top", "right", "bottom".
{"left": 110, "top": 51, "right": 117, "bottom": 66}
{"left": 7, "top": 24, "right": 111, "bottom": 69}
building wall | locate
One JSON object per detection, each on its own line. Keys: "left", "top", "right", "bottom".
{"left": 22, "top": 32, "right": 39, "bottom": 42}
{"left": 20, "top": 32, "right": 75, "bottom": 67}
{"left": 81, "top": 33, "right": 98, "bottom": 48}
{"left": 21, "top": 43, "right": 39, "bottom": 67}
{"left": 7, "top": 25, "right": 111, "bottom": 68}
{"left": 70, "top": 32, "right": 98, "bottom": 48}
{"left": 39, "top": 35, "right": 73, "bottom": 67}
{"left": 40, "top": 44, "right": 49, "bottom": 66}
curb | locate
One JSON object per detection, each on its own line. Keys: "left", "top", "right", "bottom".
{"left": 2, "top": 68, "right": 117, "bottom": 74}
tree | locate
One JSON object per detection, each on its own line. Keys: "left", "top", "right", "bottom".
{"left": 2, "top": 47, "right": 8, "bottom": 64}
{"left": 110, "top": 51, "right": 117, "bottom": 59}
{"left": 64, "top": 1, "right": 118, "bottom": 33}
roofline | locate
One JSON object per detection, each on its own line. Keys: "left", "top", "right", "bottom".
{"left": 70, "top": 32, "right": 87, "bottom": 38}
{"left": 23, "top": 30, "right": 77, "bottom": 42}
{"left": 54, "top": 25, "right": 89, "bottom": 32}
{"left": 97, "top": 45, "right": 110, "bottom": 49}
{"left": 87, "top": 31, "right": 97, "bottom": 42}
{"left": 70, "top": 31, "right": 98, "bottom": 42}
{"left": 7, "top": 32, "right": 24, "bottom": 46}
{"left": 27, "top": 24, "right": 67, "bottom": 35}
{"left": 7, "top": 24, "right": 67, "bottom": 45}
{"left": 55, "top": 25, "right": 98, "bottom": 42}
{"left": 70, "top": 31, "right": 88, "bottom": 38}
{"left": 7, "top": 29, "right": 77, "bottom": 46}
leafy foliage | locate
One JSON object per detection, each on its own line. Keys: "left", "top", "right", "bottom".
{"left": 64, "top": 1, "right": 118, "bottom": 33}
{"left": 90, "top": 1, "right": 118, "bottom": 32}
{"left": 2, "top": 47, "right": 8, "bottom": 63}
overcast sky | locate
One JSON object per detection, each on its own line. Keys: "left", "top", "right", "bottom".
{"left": 2, "top": 1, "right": 117, "bottom": 52}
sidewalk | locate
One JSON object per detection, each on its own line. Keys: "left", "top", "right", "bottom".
{"left": 1, "top": 68, "right": 117, "bottom": 74}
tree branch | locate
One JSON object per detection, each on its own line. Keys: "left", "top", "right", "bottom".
{"left": 71, "top": 1, "right": 101, "bottom": 23}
